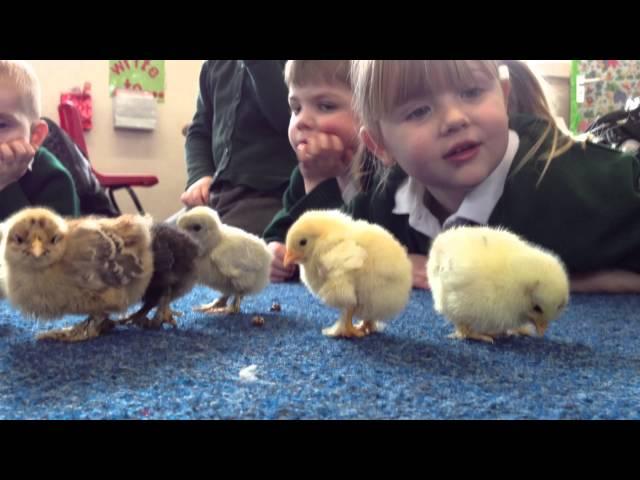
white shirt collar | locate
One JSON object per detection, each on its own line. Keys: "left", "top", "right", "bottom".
{"left": 392, "top": 129, "right": 520, "bottom": 238}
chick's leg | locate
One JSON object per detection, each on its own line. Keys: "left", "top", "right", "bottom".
{"left": 193, "top": 295, "right": 243, "bottom": 315}
{"left": 354, "top": 319, "right": 376, "bottom": 335}
{"left": 149, "top": 293, "right": 179, "bottom": 329}
{"left": 322, "top": 306, "right": 366, "bottom": 339}
{"left": 448, "top": 324, "right": 496, "bottom": 344}
{"left": 116, "top": 300, "right": 154, "bottom": 328}
{"left": 37, "top": 314, "right": 116, "bottom": 343}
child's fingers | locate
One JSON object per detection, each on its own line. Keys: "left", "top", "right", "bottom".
{"left": 0, "top": 143, "right": 15, "bottom": 163}
{"left": 12, "top": 139, "right": 35, "bottom": 160}
{"left": 198, "top": 183, "right": 210, "bottom": 204}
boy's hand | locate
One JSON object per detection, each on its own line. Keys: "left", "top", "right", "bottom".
{"left": 180, "top": 175, "right": 213, "bottom": 207}
{"left": 409, "top": 254, "right": 429, "bottom": 290}
{"left": 268, "top": 241, "right": 297, "bottom": 282}
{"left": 296, "top": 132, "right": 354, "bottom": 193}
{"left": 0, "top": 139, "right": 36, "bottom": 191}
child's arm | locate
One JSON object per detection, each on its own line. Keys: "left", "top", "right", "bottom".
{"left": 184, "top": 61, "right": 216, "bottom": 194}
{"left": 570, "top": 269, "right": 640, "bottom": 293}
{"left": 409, "top": 253, "right": 429, "bottom": 290}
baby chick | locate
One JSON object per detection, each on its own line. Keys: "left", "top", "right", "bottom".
{"left": 427, "top": 225, "right": 569, "bottom": 343}
{"left": 119, "top": 222, "right": 200, "bottom": 329}
{"left": 284, "top": 210, "right": 412, "bottom": 339}
{"left": 176, "top": 206, "right": 272, "bottom": 315}
{"left": 1, "top": 207, "right": 154, "bottom": 342}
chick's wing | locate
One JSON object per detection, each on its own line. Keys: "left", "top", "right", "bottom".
{"left": 61, "top": 222, "right": 149, "bottom": 290}
{"left": 318, "top": 239, "right": 368, "bottom": 278}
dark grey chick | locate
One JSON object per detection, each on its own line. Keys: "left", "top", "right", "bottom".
{"left": 120, "top": 222, "right": 200, "bottom": 329}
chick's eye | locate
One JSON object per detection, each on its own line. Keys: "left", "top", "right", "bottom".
{"left": 191, "top": 225, "right": 202, "bottom": 232}
{"left": 299, "top": 238, "right": 307, "bottom": 247}
{"left": 50, "top": 235, "right": 60, "bottom": 245}
{"left": 533, "top": 305, "right": 543, "bottom": 314}
{"left": 13, "top": 234, "right": 24, "bottom": 244}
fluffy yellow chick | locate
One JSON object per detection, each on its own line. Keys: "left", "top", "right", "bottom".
{"left": 176, "top": 206, "right": 272, "bottom": 315}
{"left": 427, "top": 225, "right": 569, "bottom": 343}
{"left": 1, "top": 207, "right": 154, "bottom": 342}
{"left": 284, "top": 210, "right": 412, "bottom": 339}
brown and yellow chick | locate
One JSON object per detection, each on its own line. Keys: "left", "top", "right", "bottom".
{"left": 119, "top": 222, "right": 200, "bottom": 329}
{"left": 1, "top": 207, "right": 154, "bottom": 342}
{"left": 177, "top": 206, "right": 272, "bottom": 316}
{"left": 427, "top": 225, "right": 570, "bottom": 343}
{"left": 284, "top": 210, "right": 412, "bottom": 339}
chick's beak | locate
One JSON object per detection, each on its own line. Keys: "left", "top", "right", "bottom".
{"left": 533, "top": 319, "right": 548, "bottom": 336}
{"left": 31, "top": 238, "right": 44, "bottom": 258}
{"left": 283, "top": 249, "right": 301, "bottom": 267}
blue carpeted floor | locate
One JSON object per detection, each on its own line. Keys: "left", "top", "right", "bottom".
{"left": 1, "top": 283, "right": 639, "bottom": 419}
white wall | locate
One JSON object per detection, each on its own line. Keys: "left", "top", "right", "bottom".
{"left": 524, "top": 60, "right": 571, "bottom": 126}
{"left": 29, "top": 60, "right": 204, "bottom": 220}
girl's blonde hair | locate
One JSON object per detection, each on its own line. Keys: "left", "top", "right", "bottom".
{"left": 351, "top": 60, "right": 574, "bottom": 186}
{"left": 0, "top": 60, "right": 41, "bottom": 121}
{"left": 284, "top": 60, "right": 351, "bottom": 89}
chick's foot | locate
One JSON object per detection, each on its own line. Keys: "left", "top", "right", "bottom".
{"left": 37, "top": 316, "right": 116, "bottom": 343}
{"left": 322, "top": 308, "right": 366, "bottom": 338}
{"left": 448, "top": 326, "right": 495, "bottom": 344}
{"left": 193, "top": 296, "right": 232, "bottom": 314}
{"left": 149, "top": 307, "right": 179, "bottom": 329}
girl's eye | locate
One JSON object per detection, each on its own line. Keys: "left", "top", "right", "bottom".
{"left": 406, "top": 105, "right": 431, "bottom": 121}
{"left": 461, "top": 87, "right": 484, "bottom": 99}
{"left": 289, "top": 104, "right": 301, "bottom": 115}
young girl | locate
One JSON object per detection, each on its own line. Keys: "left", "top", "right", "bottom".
{"left": 263, "top": 60, "right": 373, "bottom": 283}
{"left": 286, "top": 60, "right": 640, "bottom": 292}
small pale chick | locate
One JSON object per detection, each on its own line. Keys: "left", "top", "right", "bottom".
{"left": 284, "top": 210, "right": 412, "bottom": 339}
{"left": 1, "top": 207, "right": 154, "bottom": 342}
{"left": 176, "top": 206, "right": 272, "bottom": 315}
{"left": 427, "top": 225, "right": 570, "bottom": 344}
{"left": 118, "top": 223, "right": 200, "bottom": 329}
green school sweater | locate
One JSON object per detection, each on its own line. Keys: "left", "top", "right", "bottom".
{"left": 264, "top": 114, "right": 640, "bottom": 274}
{"left": 0, "top": 146, "right": 80, "bottom": 220}
{"left": 185, "top": 60, "right": 297, "bottom": 192}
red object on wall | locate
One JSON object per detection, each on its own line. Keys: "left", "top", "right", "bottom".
{"left": 60, "top": 82, "right": 93, "bottom": 131}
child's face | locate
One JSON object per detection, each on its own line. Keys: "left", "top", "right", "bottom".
{"left": 370, "top": 68, "right": 510, "bottom": 206}
{"left": 288, "top": 82, "right": 359, "bottom": 153}
{"left": 0, "top": 84, "right": 33, "bottom": 145}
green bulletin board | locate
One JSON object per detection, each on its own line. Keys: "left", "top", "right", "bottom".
{"left": 109, "top": 60, "right": 166, "bottom": 103}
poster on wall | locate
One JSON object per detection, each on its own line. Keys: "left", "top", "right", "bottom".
{"left": 109, "top": 60, "right": 165, "bottom": 103}
{"left": 570, "top": 60, "right": 640, "bottom": 133}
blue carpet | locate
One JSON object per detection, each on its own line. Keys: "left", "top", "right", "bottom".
{"left": 1, "top": 283, "right": 639, "bottom": 419}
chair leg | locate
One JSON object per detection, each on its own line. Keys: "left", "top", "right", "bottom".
{"left": 125, "top": 187, "right": 146, "bottom": 215}
{"left": 108, "top": 188, "right": 122, "bottom": 215}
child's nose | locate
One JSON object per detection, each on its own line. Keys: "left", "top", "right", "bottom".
{"left": 293, "top": 109, "right": 316, "bottom": 131}
{"left": 440, "top": 105, "right": 469, "bottom": 135}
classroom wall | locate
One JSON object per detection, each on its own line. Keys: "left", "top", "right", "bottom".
{"left": 29, "top": 60, "right": 204, "bottom": 220}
